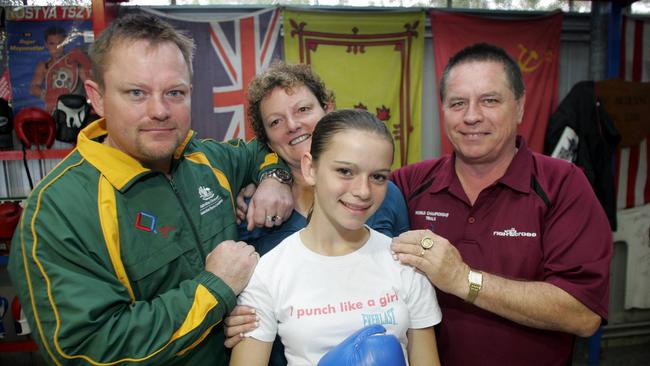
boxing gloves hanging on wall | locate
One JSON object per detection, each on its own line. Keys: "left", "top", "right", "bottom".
{"left": 53, "top": 93, "right": 93, "bottom": 143}
{"left": 318, "top": 324, "right": 407, "bottom": 366}
{"left": 14, "top": 107, "right": 55, "bottom": 189}
{"left": 0, "top": 201, "right": 21, "bottom": 255}
{"left": 3, "top": 94, "right": 95, "bottom": 149}
{"left": 0, "top": 98, "right": 13, "bottom": 150}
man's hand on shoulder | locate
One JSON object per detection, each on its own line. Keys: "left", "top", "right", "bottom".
{"left": 391, "top": 230, "right": 469, "bottom": 298}
{"left": 205, "top": 240, "right": 259, "bottom": 295}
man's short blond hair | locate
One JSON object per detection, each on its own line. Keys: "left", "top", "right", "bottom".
{"left": 89, "top": 13, "right": 195, "bottom": 89}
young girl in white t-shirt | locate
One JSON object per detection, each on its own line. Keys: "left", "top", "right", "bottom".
{"left": 230, "top": 109, "right": 441, "bottom": 366}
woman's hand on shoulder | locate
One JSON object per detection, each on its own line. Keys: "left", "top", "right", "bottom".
{"left": 224, "top": 305, "right": 259, "bottom": 348}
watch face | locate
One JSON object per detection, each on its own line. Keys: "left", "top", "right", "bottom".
{"left": 469, "top": 270, "right": 482, "bottom": 284}
{"left": 275, "top": 169, "right": 292, "bottom": 182}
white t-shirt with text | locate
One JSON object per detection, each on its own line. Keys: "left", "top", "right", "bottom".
{"left": 238, "top": 228, "right": 442, "bottom": 366}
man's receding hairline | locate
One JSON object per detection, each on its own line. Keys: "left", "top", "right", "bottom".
{"left": 102, "top": 38, "right": 191, "bottom": 75}
{"left": 446, "top": 59, "right": 517, "bottom": 97}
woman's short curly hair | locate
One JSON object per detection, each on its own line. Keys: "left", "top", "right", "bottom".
{"left": 246, "top": 61, "right": 335, "bottom": 144}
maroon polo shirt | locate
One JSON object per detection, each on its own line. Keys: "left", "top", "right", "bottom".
{"left": 391, "top": 137, "right": 612, "bottom": 366}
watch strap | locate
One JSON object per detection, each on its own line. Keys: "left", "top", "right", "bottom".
{"left": 466, "top": 269, "right": 483, "bottom": 304}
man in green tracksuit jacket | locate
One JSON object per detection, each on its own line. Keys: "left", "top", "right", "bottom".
{"left": 9, "top": 14, "right": 292, "bottom": 365}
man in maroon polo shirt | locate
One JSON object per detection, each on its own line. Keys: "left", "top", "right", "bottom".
{"left": 390, "top": 43, "right": 611, "bottom": 365}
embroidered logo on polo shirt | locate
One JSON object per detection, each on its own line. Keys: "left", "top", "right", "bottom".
{"left": 198, "top": 186, "right": 224, "bottom": 216}
{"left": 414, "top": 210, "right": 449, "bottom": 222}
{"left": 493, "top": 227, "right": 537, "bottom": 238}
{"left": 135, "top": 211, "right": 157, "bottom": 233}
{"left": 134, "top": 212, "right": 177, "bottom": 237}
{"left": 158, "top": 225, "right": 176, "bottom": 238}
{"left": 198, "top": 186, "right": 215, "bottom": 201}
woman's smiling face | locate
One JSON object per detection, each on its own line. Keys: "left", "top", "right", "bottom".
{"left": 260, "top": 84, "right": 330, "bottom": 171}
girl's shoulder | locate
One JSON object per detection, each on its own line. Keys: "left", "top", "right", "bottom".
{"left": 363, "top": 228, "right": 400, "bottom": 264}
{"left": 256, "top": 231, "right": 302, "bottom": 267}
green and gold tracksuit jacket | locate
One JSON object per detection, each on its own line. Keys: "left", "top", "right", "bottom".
{"left": 8, "top": 119, "right": 286, "bottom": 366}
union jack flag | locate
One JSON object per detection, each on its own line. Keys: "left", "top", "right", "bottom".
{"left": 146, "top": 7, "right": 282, "bottom": 141}
{"left": 615, "top": 16, "right": 650, "bottom": 210}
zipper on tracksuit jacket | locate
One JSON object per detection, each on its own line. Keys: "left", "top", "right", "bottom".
{"left": 167, "top": 176, "right": 207, "bottom": 260}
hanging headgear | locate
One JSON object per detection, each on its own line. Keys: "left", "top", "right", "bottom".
{"left": 14, "top": 107, "right": 55, "bottom": 149}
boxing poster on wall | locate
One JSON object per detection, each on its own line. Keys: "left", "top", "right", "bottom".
{"left": 0, "top": 9, "right": 10, "bottom": 101}
{"left": 5, "top": 6, "right": 93, "bottom": 114}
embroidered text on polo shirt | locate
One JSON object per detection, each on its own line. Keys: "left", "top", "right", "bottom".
{"left": 492, "top": 227, "right": 538, "bottom": 238}
{"left": 414, "top": 210, "right": 450, "bottom": 222}
{"left": 198, "top": 185, "right": 224, "bottom": 216}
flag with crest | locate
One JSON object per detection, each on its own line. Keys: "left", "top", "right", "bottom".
{"left": 283, "top": 9, "right": 425, "bottom": 168}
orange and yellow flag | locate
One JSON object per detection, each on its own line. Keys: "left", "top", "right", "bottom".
{"left": 283, "top": 9, "right": 425, "bottom": 168}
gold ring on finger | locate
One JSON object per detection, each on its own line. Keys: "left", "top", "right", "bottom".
{"left": 420, "top": 236, "right": 434, "bottom": 250}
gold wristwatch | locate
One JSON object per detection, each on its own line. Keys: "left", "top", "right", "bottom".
{"left": 466, "top": 269, "right": 483, "bottom": 304}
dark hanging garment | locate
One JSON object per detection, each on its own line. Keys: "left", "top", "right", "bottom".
{"left": 545, "top": 80, "right": 620, "bottom": 230}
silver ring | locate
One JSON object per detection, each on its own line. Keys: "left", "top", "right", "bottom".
{"left": 265, "top": 215, "right": 274, "bottom": 222}
{"left": 272, "top": 215, "right": 281, "bottom": 222}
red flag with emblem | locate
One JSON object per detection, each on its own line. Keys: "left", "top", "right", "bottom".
{"left": 431, "top": 10, "right": 563, "bottom": 154}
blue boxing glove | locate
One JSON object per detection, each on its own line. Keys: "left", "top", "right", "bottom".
{"left": 318, "top": 324, "right": 407, "bottom": 366}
